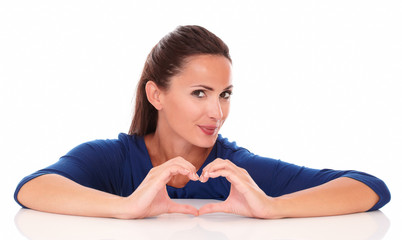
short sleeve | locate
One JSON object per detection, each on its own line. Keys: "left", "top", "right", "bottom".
{"left": 14, "top": 138, "right": 126, "bottom": 208}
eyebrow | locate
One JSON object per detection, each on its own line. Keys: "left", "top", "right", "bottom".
{"left": 191, "top": 84, "right": 233, "bottom": 91}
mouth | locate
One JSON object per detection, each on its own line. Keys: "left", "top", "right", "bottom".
{"left": 198, "top": 125, "right": 219, "bottom": 136}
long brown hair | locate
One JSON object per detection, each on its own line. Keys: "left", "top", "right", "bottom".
{"left": 128, "top": 25, "right": 231, "bottom": 136}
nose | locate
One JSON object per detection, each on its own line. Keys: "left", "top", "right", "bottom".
{"left": 208, "top": 98, "right": 223, "bottom": 120}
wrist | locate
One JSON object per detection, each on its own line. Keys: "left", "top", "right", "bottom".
{"left": 265, "top": 196, "right": 289, "bottom": 219}
{"left": 109, "top": 196, "right": 134, "bottom": 219}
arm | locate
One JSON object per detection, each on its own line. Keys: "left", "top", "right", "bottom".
{"left": 17, "top": 157, "right": 199, "bottom": 219}
{"left": 15, "top": 139, "right": 128, "bottom": 217}
{"left": 273, "top": 176, "right": 379, "bottom": 218}
{"left": 198, "top": 159, "right": 384, "bottom": 218}
{"left": 17, "top": 174, "right": 127, "bottom": 218}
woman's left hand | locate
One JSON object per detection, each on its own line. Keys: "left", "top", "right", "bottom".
{"left": 198, "top": 158, "right": 279, "bottom": 218}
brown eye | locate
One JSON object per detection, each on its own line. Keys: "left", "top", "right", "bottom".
{"left": 220, "top": 91, "right": 232, "bottom": 99}
{"left": 191, "top": 90, "right": 206, "bottom": 98}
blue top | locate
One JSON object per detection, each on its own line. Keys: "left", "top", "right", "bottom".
{"left": 14, "top": 133, "right": 391, "bottom": 211}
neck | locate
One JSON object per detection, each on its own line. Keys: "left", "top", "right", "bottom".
{"left": 144, "top": 129, "right": 211, "bottom": 171}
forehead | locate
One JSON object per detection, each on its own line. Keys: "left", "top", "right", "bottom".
{"left": 171, "top": 55, "right": 232, "bottom": 88}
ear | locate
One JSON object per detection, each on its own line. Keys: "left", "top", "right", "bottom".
{"left": 145, "top": 81, "right": 163, "bottom": 110}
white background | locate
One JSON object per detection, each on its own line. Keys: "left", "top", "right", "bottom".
{"left": 1, "top": 0, "right": 401, "bottom": 239}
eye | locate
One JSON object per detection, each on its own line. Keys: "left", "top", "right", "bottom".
{"left": 191, "top": 90, "right": 206, "bottom": 98}
{"left": 220, "top": 90, "right": 232, "bottom": 100}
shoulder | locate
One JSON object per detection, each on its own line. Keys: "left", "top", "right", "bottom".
{"left": 117, "top": 133, "right": 143, "bottom": 150}
{"left": 215, "top": 134, "right": 281, "bottom": 168}
{"left": 215, "top": 135, "right": 254, "bottom": 161}
{"left": 64, "top": 133, "right": 144, "bottom": 159}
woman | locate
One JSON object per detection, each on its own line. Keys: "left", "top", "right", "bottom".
{"left": 15, "top": 25, "right": 390, "bottom": 219}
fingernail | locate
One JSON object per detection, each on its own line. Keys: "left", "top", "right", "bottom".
{"left": 192, "top": 172, "right": 198, "bottom": 180}
{"left": 200, "top": 172, "right": 208, "bottom": 182}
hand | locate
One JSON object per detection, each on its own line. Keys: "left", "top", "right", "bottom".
{"left": 121, "top": 157, "right": 199, "bottom": 219}
{"left": 198, "top": 158, "right": 278, "bottom": 218}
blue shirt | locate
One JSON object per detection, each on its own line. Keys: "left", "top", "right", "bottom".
{"left": 14, "top": 133, "right": 391, "bottom": 211}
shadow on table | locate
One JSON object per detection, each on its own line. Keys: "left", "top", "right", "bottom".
{"left": 15, "top": 202, "right": 389, "bottom": 240}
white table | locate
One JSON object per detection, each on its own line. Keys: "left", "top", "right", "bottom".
{"left": 9, "top": 199, "right": 392, "bottom": 240}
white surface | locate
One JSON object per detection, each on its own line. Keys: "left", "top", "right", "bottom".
{"left": 10, "top": 199, "right": 392, "bottom": 240}
{"left": 1, "top": 0, "right": 401, "bottom": 239}
{"left": 2, "top": 199, "right": 400, "bottom": 239}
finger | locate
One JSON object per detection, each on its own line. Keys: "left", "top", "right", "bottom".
{"left": 208, "top": 168, "right": 238, "bottom": 183}
{"left": 165, "top": 157, "right": 199, "bottom": 180}
{"left": 198, "top": 201, "right": 230, "bottom": 215}
{"left": 155, "top": 165, "right": 198, "bottom": 185}
{"left": 208, "top": 168, "right": 254, "bottom": 195}
{"left": 201, "top": 165, "right": 229, "bottom": 183}
{"left": 169, "top": 166, "right": 198, "bottom": 181}
{"left": 199, "top": 171, "right": 209, "bottom": 183}
{"left": 200, "top": 158, "right": 230, "bottom": 182}
{"left": 167, "top": 157, "right": 197, "bottom": 172}
{"left": 168, "top": 201, "right": 199, "bottom": 216}
{"left": 201, "top": 158, "right": 227, "bottom": 173}
{"left": 203, "top": 162, "right": 240, "bottom": 183}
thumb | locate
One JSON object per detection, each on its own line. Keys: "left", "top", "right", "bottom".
{"left": 168, "top": 201, "right": 199, "bottom": 216}
{"left": 198, "top": 201, "right": 229, "bottom": 215}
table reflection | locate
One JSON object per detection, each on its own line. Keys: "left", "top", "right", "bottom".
{"left": 15, "top": 199, "right": 389, "bottom": 240}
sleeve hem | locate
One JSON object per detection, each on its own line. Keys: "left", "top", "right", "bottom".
{"left": 342, "top": 173, "right": 391, "bottom": 211}
{"left": 14, "top": 172, "right": 49, "bottom": 208}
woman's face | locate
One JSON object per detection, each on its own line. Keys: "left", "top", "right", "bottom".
{"left": 157, "top": 54, "right": 232, "bottom": 148}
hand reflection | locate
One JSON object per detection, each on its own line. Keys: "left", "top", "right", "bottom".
{"left": 15, "top": 199, "right": 389, "bottom": 240}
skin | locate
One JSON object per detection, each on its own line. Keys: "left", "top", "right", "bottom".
{"left": 17, "top": 54, "right": 380, "bottom": 219}
{"left": 144, "top": 54, "right": 232, "bottom": 188}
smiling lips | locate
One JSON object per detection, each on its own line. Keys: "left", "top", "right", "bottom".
{"left": 198, "top": 125, "right": 219, "bottom": 135}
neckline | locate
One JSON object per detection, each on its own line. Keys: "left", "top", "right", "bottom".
{"left": 139, "top": 135, "right": 218, "bottom": 176}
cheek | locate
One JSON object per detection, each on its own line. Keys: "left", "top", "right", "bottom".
{"left": 166, "top": 95, "right": 201, "bottom": 121}
{"left": 222, "top": 102, "right": 230, "bottom": 119}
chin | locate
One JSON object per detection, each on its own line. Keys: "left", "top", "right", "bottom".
{"left": 193, "top": 135, "right": 218, "bottom": 148}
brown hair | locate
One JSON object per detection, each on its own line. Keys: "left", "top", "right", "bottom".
{"left": 128, "top": 25, "right": 231, "bottom": 136}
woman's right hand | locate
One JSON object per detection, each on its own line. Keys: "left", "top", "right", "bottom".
{"left": 119, "top": 157, "right": 199, "bottom": 219}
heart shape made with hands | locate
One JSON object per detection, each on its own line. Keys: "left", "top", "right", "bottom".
{"left": 139, "top": 157, "right": 270, "bottom": 218}
{"left": 160, "top": 163, "right": 269, "bottom": 218}
{"left": 163, "top": 171, "right": 232, "bottom": 216}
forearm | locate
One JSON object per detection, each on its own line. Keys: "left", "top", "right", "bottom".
{"left": 17, "top": 174, "right": 127, "bottom": 218}
{"left": 273, "top": 177, "right": 379, "bottom": 218}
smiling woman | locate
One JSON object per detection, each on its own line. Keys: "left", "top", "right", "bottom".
{"left": 14, "top": 25, "right": 390, "bottom": 219}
